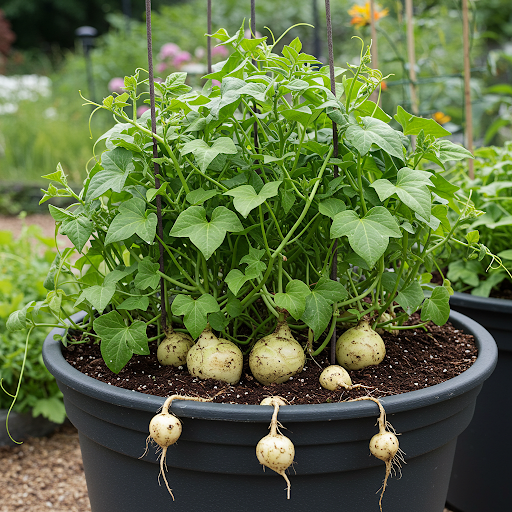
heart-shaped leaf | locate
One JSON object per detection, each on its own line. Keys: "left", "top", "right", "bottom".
{"left": 94, "top": 311, "right": 150, "bottom": 373}
{"left": 181, "top": 137, "right": 237, "bottom": 171}
{"left": 274, "top": 280, "right": 311, "bottom": 320}
{"left": 223, "top": 181, "right": 282, "bottom": 218}
{"left": 345, "top": 117, "right": 404, "bottom": 160}
{"left": 171, "top": 293, "right": 220, "bottom": 339}
{"left": 331, "top": 207, "right": 402, "bottom": 267}
{"left": 105, "top": 198, "right": 157, "bottom": 245}
{"left": 170, "top": 206, "right": 243, "bottom": 259}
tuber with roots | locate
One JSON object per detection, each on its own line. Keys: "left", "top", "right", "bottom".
{"left": 336, "top": 319, "right": 386, "bottom": 370}
{"left": 351, "top": 396, "right": 405, "bottom": 512}
{"left": 249, "top": 321, "right": 305, "bottom": 385}
{"left": 146, "top": 395, "right": 210, "bottom": 500}
{"left": 157, "top": 329, "right": 194, "bottom": 367}
{"left": 256, "top": 396, "right": 294, "bottom": 499}
{"left": 186, "top": 326, "right": 243, "bottom": 384}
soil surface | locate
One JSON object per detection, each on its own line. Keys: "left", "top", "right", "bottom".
{"left": 65, "top": 318, "right": 477, "bottom": 405}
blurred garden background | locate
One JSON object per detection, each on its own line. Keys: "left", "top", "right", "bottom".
{"left": 1, "top": 0, "right": 512, "bottom": 201}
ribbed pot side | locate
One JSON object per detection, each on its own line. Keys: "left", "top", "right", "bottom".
{"left": 447, "top": 292, "right": 511, "bottom": 512}
{"left": 43, "top": 310, "right": 497, "bottom": 512}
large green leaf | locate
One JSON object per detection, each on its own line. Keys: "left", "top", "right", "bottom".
{"left": 225, "top": 269, "right": 248, "bottom": 295}
{"left": 186, "top": 188, "right": 220, "bottom": 205}
{"left": 331, "top": 207, "right": 402, "bottom": 266}
{"left": 345, "top": 117, "right": 404, "bottom": 160}
{"left": 134, "top": 258, "right": 160, "bottom": 290}
{"left": 170, "top": 206, "right": 243, "bottom": 259}
{"left": 394, "top": 106, "right": 451, "bottom": 138}
{"left": 223, "top": 181, "right": 282, "bottom": 218}
{"left": 301, "top": 292, "right": 332, "bottom": 340}
{"left": 181, "top": 137, "right": 237, "bottom": 171}
{"left": 61, "top": 216, "right": 93, "bottom": 252}
{"left": 313, "top": 277, "right": 349, "bottom": 303}
{"left": 75, "top": 283, "right": 116, "bottom": 313}
{"left": 86, "top": 147, "right": 134, "bottom": 200}
{"left": 437, "top": 140, "right": 474, "bottom": 162}
{"left": 421, "top": 286, "right": 450, "bottom": 326}
{"left": 371, "top": 168, "right": 433, "bottom": 220}
{"left": 274, "top": 280, "right": 311, "bottom": 320}
{"left": 105, "top": 198, "right": 157, "bottom": 245}
{"left": 94, "top": 311, "right": 150, "bottom": 373}
{"left": 395, "top": 281, "right": 425, "bottom": 314}
{"left": 171, "top": 293, "right": 220, "bottom": 339}
{"left": 239, "top": 247, "right": 266, "bottom": 278}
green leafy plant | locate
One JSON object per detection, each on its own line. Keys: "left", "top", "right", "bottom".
{"left": 441, "top": 142, "right": 512, "bottom": 297}
{"left": 0, "top": 225, "right": 66, "bottom": 424}
{"left": 7, "top": 24, "right": 479, "bottom": 393}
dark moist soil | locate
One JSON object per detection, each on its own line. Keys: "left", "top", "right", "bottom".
{"left": 64, "top": 318, "right": 477, "bottom": 405}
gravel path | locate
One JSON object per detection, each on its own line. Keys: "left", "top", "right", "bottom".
{"left": 0, "top": 424, "right": 90, "bottom": 512}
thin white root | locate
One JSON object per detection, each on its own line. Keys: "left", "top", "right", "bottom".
{"left": 279, "top": 470, "right": 291, "bottom": 500}
{"left": 159, "top": 447, "right": 174, "bottom": 500}
{"left": 349, "top": 395, "right": 405, "bottom": 512}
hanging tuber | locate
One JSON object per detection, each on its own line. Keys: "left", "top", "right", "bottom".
{"left": 256, "top": 396, "right": 294, "bottom": 499}
{"left": 147, "top": 395, "right": 210, "bottom": 500}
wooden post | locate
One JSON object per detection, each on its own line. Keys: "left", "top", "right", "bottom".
{"left": 207, "top": 0, "right": 212, "bottom": 74}
{"left": 462, "top": 0, "right": 475, "bottom": 179}
{"left": 369, "top": 0, "right": 379, "bottom": 104}
{"left": 405, "top": 0, "right": 418, "bottom": 115}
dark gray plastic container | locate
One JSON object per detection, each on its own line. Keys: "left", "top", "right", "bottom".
{"left": 447, "top": 292, "right": 512, "bottom": 512}
{"left": 43, "top": 310, "right": 497, "bottom": 512}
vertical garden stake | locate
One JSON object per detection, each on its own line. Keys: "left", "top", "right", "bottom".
{"left": 207, "top": 0, "right": 212, "bottom": 74}
{"left": 369, "top": 0, "right": 380, "bottom": 105}
{"left": 405, "top": 0, "right": 418, "bottom": 150}
{"left": 251, "top": 0, "right": 260, "bottom": 172}
{"left": 325, "top": 0, "right": 338, "bottom": 365}
{"left": 145, "top": 0, "right": 167, "bottom": 331}
{"left": 462, "top": 0, "right": 474, "bottom": 179}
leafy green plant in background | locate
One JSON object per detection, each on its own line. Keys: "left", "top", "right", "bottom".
{"left": 442, "top": 143, "right": 512, "bottom": 297}
{"left": 6, "top": 24, "right": 481, "bottom": 391}
{"left": 0, "top": 225, "right": 66, "bottom": 423}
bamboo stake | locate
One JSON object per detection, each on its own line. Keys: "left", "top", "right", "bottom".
{"left": 207, "top": 0, "right": 212, "bottom": 74}
{"left": 405, "top": 0, "right": 418, "bottom": 115}
{"left": 462, "top": 0, "right": 474, "bottom": 179}
{"left": 369, "top": 0, "right": 379, "bottom": 105}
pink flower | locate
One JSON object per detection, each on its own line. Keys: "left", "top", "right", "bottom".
{"left": 172, "top": 51, "right": 191, "bottom": 68}
{"left": 212, "top": 79, "right": 221, "bottom": 87}
{"left": 108, "top": 77, "right": 125, "bottom": 94}
{"left": 157, "top": 62, "right": 168, "bottom": 74}
{"left": 195, "top": 47, "right": 206, "bottom": 59}
{"left": 211, "top": 45, "right": 228, "bottom": 58}
{"left": 137, "top": 105, "right": 149, "bottom": 117}
{"left": 159, "top": 43, "right": 180, "bottom": 60}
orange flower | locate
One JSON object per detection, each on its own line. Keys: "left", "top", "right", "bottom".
{"left": 433, "top": 111, "right": 451, "bottom": 125}
{"left": 349, "top": 2, "right": 389, "bottom": 28}
{"left": 380, "top": 80, "right": 387, "bottom": 91}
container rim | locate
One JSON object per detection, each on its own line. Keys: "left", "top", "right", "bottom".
{"left": 42, "top": 310, "right": 497, "bottom": 422}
